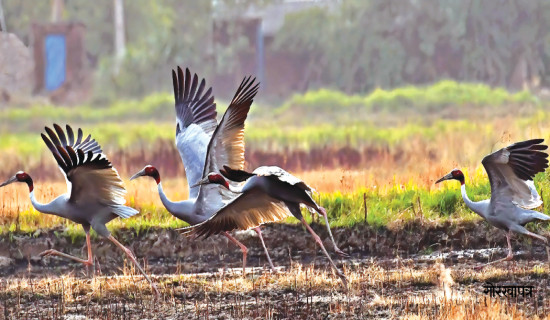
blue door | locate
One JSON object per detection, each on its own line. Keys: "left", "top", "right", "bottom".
{"left": 44, "top": 34, "right": 66, "bottom": 91}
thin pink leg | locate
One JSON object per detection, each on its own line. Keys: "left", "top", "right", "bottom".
{"left": 318, "top": 207, "right": 348, "bottom": 257}
{"left": 40, "top": 231, "right": 93, "bottom": 266}
{"left": 108, "top": 235, "right": 159, "bottom": 297}
{"left": 224, "top": 232, "right": 248, "bottom": 275}
{"left": 474, "top": 231, "right": 514, "bottom": 270}
{"left": 254, "top": 227, "right": 277, "bottom": 272}
{"left": 300, "top": 218, "right": 348, "bottom": 290}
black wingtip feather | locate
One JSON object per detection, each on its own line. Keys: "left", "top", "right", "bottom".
{"left": 221, "top": 165, "right": 255, "bottom": 182}
{"left": 173, "top": 66, "right": 217, "bottom": 131}
{"left": 54, "top": 124, "right": 67, "bottom": 146}
{"left": 507, "top": 138, "right": 549, "bottom": 180}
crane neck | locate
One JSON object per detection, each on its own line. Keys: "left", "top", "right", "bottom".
{"left": 460, "top": 184, "right": 487, "bottom": 219}
{"left": 29, "top": 191, "right": 54, "bottom": 215}
{"left": 226, "top": 183, "right": 244, "bottom": 193}
{"left": 157, "top": 182, "right": 177, "bottom": 211}
{"left": 156, "top": 182, "right": 198, "bottom": 224}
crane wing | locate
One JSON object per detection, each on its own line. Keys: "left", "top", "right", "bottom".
{"left": 182, "top": 189, "right": 290, "bottom": 239}
{"left": 41, "top": 125, "right": 128, "bottom": 208}
{"left": 201, "top": 76, "right": 259, "bottom": 178}
{"left": 252, "top": 166, "right": 315, "bottom": 193}
{"left": 41, "top": 124, "right": 102, "bottom": 161}
{"left": 482, "top": 139, "right": 548, "bottom": 209}
{"left": 172, "top": 67, "right": 217, "bottom": 198}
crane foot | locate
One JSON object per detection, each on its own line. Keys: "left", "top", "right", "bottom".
{"left": 334, "top": 247, "right": 350, "bottom": 258}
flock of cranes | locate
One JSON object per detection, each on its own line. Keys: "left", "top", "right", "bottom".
{"left": 2, "top": 66, "right": 550, "bottom": 296}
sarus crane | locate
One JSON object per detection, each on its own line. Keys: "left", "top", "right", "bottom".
{"left": 185, "top": 165, "right": 349, "bottom": 289}
{"left": 0, "top": 124, "right": 158, "bottom": 295}
{"left": 436, "top": 139, "right": 550, "bottom": 268}
{"left": 131, "top": 67, "right": 278, "bottom": 274}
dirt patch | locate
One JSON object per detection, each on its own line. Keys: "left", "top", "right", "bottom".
{"left": 0, "top": 220, "right": 547, "bottom": 278}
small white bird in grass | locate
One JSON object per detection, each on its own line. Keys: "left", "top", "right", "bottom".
{"left": 0, "top": 124, "right": 159, "bottom": 296}
{"left": 184, "top": 165, "right": 349, "bottom": 289}
{"left": 436, "top": 138, "right": 550, "bottom": 268}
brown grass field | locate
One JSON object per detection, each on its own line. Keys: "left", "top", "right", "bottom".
{"left": 1, "top": 259, "right": 549, "bottom": 319}
{"left": 2, "top": 111, "right": 550, "bottom": 318}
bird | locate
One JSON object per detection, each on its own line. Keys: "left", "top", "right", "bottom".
{"left": 130, "top": 67, "right": 278, "bottom": 274}
{"left": 0, "top": 124, "right": 159, "bottom": 296}
{"left": 184, "top": 165, "right": 349, "bottom": 289}
{"left": 436, "top": 138, "right": 550, "bottom": 268}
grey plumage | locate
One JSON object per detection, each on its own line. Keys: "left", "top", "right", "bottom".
{"left": 1, "top": 124, "right": 158, "bottom": 295}
{"left": 183, "top": 166, "right": 349, "bottom": 289}
{"left": 436, "top": 138, "right": 550, "bottom": 268}
{"left": 132, "top": 67, "right": 275, "bottom": 273}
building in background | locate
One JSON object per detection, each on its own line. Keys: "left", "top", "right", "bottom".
{"left": 213, "top": 0, "right": 336, "bottom": 98}
{"left": 31, "top": 22, "right": 89, "bottom": 104}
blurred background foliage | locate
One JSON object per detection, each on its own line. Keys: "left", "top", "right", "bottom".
{"left": 4, "top": 0, "right": 550, "bottom": 102}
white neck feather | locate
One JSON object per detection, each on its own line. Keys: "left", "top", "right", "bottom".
{"left": 461, "top": 184, "right": 488, "bottom": 218}
{"left": 157, "top": 182, "right": 197, "bottom": 223}
{"left": 227, "top": 183, "right": 244, "bottom": 193}
{"left": 29, "top": 191, "right": 55, "bottom": 215}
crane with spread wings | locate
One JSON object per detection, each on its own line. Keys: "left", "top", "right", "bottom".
{"left": 436, "top": 139, "right": 550, "bottom": 268}
{"left": 130, "top": 67, "right": 278, "bottom": 273}
{"left": 183, "top": 165, "right": 349, "bottom": 289}
{"left": 0, "top": 124, "right": 158, "bottom": 296}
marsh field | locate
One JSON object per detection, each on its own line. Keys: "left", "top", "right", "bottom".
{"left": 1, "top": 83, "right": 550, "bottom": 319}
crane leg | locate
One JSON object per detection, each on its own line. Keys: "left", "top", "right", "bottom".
{"left": 300, "top": 218, "right": 348, "bottom": 290}
{"left": 254, "top": 227, "right": 277, "bottom": 273}
{"left": 514, "top": 228, "right": 550, "bottom": 263}
{"left": 508, "top": 225, "right": 550, "bottom": 262}
{"left": 318, "top": 207, "right": 349, "bottom": 258}
{"left": 474, "top": 230, "right": 514, "bottom": 270}
{"left": 39, "top": 231, "right": 93, "bottom": 266}
{"left": 107, "top": 235, "right": 159, "bottom": 297}
{"left": 224, "top": 232, "right": 248, "bottom": 275}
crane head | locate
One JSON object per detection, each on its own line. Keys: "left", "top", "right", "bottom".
{"left": 191, "top": 173, "right": 229, "bottom": 189}
{"left": 435, "top": 169, "right": 465, "bottom": 185}
{"left": 0, "top": 171, "right": 34, "bottom": 192}
{"left": 130, "top": 165, "right": 161, "bottom": 184}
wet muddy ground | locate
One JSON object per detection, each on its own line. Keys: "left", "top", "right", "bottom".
{"left": 0, "top": 221, "right": 549, "bottom": 319}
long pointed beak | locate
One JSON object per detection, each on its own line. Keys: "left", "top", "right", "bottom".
{"left": 435, "top": 173, "right": 453, "bottom": 184}
{"left": 130, "top": 169, "right": 146, "bottom": 181}
{"left": 0, "top": 176, "right": 17, "bottom": 187}
{"left": 190, "top": 177, "right": 209, "bottom": 189}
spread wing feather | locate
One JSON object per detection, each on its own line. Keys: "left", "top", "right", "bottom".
{"left": 41, "top": 125, "right": 129, "bottom": 211}
{"left": 482, "top": 138, "right": 548, "bottom": 209}
{"left": 201, "top": 76, "right": 259, "bottom": 178}
{"left": 172, "top": 67, "right": 218, "bottom": 197}
{"left": 173, "top": 66, "right": 217, "bottom": 136}
{"left": 182, "top": 190, "right": 290, "bottom": 239}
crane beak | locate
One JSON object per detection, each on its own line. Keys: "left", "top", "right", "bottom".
{"left": 0, "top": 176, "right": 17, "bottom": 187}
{"left": 129, "top": 169, "right": 146, "bottom": 181}
{"left": 190, "top": 177, "right": 209, "bottom": 189}
{"left": 435, "top": 173, "right": 453, "bottom": 184}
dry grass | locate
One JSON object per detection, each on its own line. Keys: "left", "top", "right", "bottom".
{"left": 1, "top": 260, "right": 549, "bottom": 319}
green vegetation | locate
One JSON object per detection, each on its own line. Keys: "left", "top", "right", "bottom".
{"left": 278, "top": 80, "right": 535, "bottom": 114}
{"left": 0, "top": 80, "right": 541, "bottom": 156}
{"left": 5, "top": 169, "right": 550, "bottom": 238}
{"left": 272, "top": 80, "right": 539, "bottom": 125}
{"left": 1, "top": 81, "right": 549, "bottom": 237}
{"left": 0, "top": 118, "right": 488, "bottom": 156}
{"left": 274, "top": 0, "right": 550, "bottom": 94}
